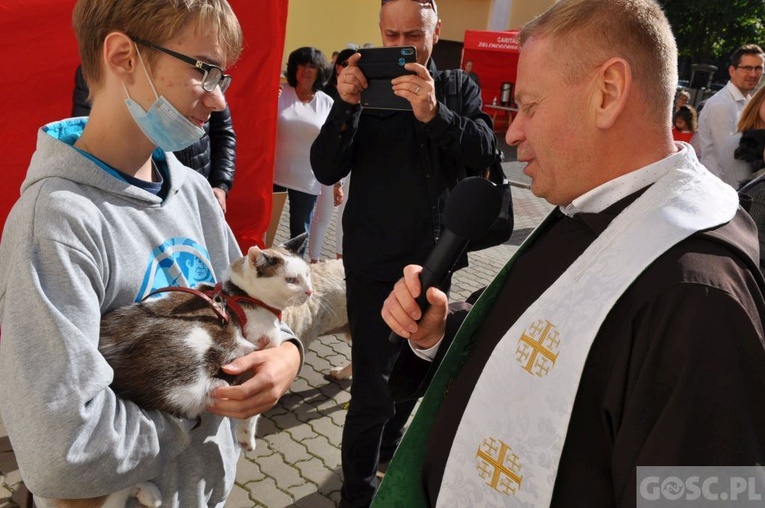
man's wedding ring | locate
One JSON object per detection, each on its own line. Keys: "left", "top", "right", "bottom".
{"left": 415, "top": 86, "right": 421, "bottom": 95}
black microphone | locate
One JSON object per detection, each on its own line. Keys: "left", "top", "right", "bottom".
{"left": 388, "top": 176, "right": 504, "bottom": 344}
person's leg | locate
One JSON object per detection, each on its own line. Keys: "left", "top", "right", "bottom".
{"left": 308, "top": 184, "right": 335, "bottom": 262}
{"left": 340, "top": 274, "right": 406, "bottom": 508}
{"left": 378, "top": 398, "right": 417, "bottom": 464}
{"left": 286, "top": 188, "right": 318, "bottom": 240}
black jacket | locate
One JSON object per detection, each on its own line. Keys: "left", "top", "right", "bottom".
{"left": 71, "top": 66, "right": 236, "bottom": 193}
{"left": 310, "top": 60, "right": 495, "bottom": 280}
{"left": 173, "top": 108, "right": 236, "bottom": 193}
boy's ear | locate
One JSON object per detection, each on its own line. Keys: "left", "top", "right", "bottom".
{"left": 103, "top": 32, "right": 137, "bottom": 82}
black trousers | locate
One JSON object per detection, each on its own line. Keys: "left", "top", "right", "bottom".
{"left": 340, "top": 274, "right": 418, "bottom": 508}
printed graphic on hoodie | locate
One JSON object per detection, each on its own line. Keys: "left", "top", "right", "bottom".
{"left": 136, "top": 237, "right": 216, "bottom": 301}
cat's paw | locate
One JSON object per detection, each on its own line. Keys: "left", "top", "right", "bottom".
{"left": 329, "top": 363, "right": 352, "bottom": 380}
{"left": 134, "top": 481, "right": 162, "bottom": 507}
{"left": 255, "top": 335, "right": 272, "bottom": 350}
{"left": 237, "top": 431, "right": 257, "bottom": 451}
{"left": 236, "top": 418, "right": 258, "bottom": 451}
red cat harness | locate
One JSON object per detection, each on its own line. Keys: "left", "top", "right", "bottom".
{"left": 142, "top": 282, "right": 282, "bottom": 337}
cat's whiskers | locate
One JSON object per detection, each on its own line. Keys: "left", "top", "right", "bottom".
{"left": 312, "top": 295, "right": 341, "bottom": 319}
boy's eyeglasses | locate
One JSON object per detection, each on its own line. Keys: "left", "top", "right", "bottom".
{"left": 131, "top": 37, "right": 232, "bottom": 94}
{"left": 381, "top": 0, "right": 437, "bottom": 15}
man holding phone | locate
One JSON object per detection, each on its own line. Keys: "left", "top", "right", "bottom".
{"left": 310, "top": 1, "right": 495, "bottom": 506}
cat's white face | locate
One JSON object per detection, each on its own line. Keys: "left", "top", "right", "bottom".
{"left": 229, "top": 247, "right": 313, "bottom": 310}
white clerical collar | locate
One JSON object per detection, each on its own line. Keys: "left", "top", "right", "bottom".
{"left": 560, "top": 144, "right": 690, "bottom": 217}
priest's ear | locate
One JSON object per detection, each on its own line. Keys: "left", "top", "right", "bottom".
{"left": 593, "top": 57, "right": 631, "bottom": 130}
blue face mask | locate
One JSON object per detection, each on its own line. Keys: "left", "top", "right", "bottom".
{"left": 123, "top": 45, "right": 205, "bottom": 152}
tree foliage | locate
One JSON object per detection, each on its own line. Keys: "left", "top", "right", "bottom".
{"left": 661, "top": 0, "right": 765, "bottom": 65}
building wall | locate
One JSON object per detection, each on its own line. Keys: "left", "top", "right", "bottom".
{"left": 437, "top": 0, "right": 493, "bottom": 42}
{"left": 281, "top": 0, "right": 551, "bottom": 70}
{"left": 282, "top": 1, "right": 380, "bottom": 69}
{"left": 508, "top": 0, "right": 555, "bottom": 29}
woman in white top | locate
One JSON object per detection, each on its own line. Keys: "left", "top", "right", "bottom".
{"left": 722, "top": 85, "right": 765, "bottom": 189}
{"left": 274, "top": 47, "right": 334, "bottom": 243}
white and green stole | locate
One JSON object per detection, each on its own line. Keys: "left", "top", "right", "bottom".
{"left": 372, "top": 149, "right": 738, "bottom": 508}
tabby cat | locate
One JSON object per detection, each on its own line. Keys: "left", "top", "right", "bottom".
{"left": 50, "top": 239, "right": 312, "bottom": 508}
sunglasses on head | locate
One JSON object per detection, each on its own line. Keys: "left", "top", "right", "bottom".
{"left": 382, "top": 0, "right": 437, "bottom": 14}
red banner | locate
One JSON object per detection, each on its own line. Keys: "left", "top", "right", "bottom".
{"left": 464, "top": 29, "right": 521, "bottom": 53}
{"left": 462, "top": 30, "right": 521, "bottom": 130}
{"left": 0, "top": 0, "right": 286, "bottom": 252}
{"left": 226, "top": 0, "right": 288, "bottom": 251}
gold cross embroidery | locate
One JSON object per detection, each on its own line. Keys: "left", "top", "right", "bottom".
{"left": 516, "top": 319, "right": 560, "bottom": 377}
{"left": 476, "top": 437, "right": 523, "bottom": 495}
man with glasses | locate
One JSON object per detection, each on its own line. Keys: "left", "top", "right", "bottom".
{"left": 310, "top": 0, "right": 495, "bottom": 506}
{"left": 697, "top": 43, "right": 765, "bottom": 183}
{"left": 0, "top": 0, "right": 302, "bottom": 505}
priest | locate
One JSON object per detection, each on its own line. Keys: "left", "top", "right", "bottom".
{"left": 375, "top": 0, "right": 765, "bottom": 506}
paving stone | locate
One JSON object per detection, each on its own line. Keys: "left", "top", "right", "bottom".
{"left": 226, "top": 483, "right": 255, "bottom": 508}
{"left": 291, "top": 490, "right": 339, "bottom": 508}
{"left": 315, "top": 470, "right": 344, "bottom": 497}
{"left": 283, "top": 481, "right": 325, "bottom": 505}
{"left": 298, "top": 439, "right": 340, "bottom": 471}
{"left": 290, "top": 456, "right": 336, "bottom": 491}
{"left": 256, "top": 452, "right": 303, "bottom": 489}
{"left": 269, "top": 405, "right": 307, "bottom": 431}
{"left": 242, "top": 476, "right": 295, "bottom": 508}
{"left": 262, "top": 432, "right": 309, "bottom": 465}
{"left": 305, "top": 414, "right": 347, "bottom": 449}
{"left": 236, "top": 453, "right": 267, "bottom": 482}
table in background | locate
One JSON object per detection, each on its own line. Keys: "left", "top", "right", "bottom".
{"left": 484, "top": 104, "right": 518, "bottom": 132}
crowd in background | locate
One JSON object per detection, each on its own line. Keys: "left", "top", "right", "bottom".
{"left": 673, "top": 43, "right": 765, "bottom": 190}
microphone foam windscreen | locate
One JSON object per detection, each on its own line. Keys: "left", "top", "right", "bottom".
{"left": 443, "top": 176, "right": 503, "bottom": 240}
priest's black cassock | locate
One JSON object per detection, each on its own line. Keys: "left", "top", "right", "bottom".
{"left": 389, "top": 190, "right": 765, "bottom": 507}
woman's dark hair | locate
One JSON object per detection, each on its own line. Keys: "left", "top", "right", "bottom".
{"left": 329, "top": 48, "right": 358, "bottom": 86}
{"left": 286, "top": 47, "right": 330, "bottom": 91}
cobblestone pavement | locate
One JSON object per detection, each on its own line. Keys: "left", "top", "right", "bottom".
{"left": 1, "top": 156, "right": 553, "bottom": 508}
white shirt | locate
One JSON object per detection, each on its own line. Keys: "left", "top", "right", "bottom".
{"left": 412, "top": 144, "right": 690, "bottom": 361}
{"left": 273, "top": 87, "right": 333, "bottom": 195}
{"left": 720, "top": 132, "right": 756, "bottom": 189}
{"left": 697, "top": 81, "right": 750, "bottom": 179}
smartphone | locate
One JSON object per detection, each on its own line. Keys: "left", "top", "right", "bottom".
{"left": 357, "top": 46, "right": 417, "bottom": 111}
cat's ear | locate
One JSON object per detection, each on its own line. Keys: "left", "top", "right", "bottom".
{"left": 280, "top": 233, "right": 308, "bottom": 256}
{"left": 247, "top": 246, "right": 281, "bottom": 271}
{"left": 246, "top": 246, "right": 264, "bottom": 267}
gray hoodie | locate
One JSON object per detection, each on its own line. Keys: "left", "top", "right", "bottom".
{"left": 0, "top": 118, "right": 253, "bottom": 506}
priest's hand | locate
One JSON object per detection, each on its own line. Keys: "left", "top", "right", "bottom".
{"left": 382, "top": 264, "right": 448, "bottom": 350}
